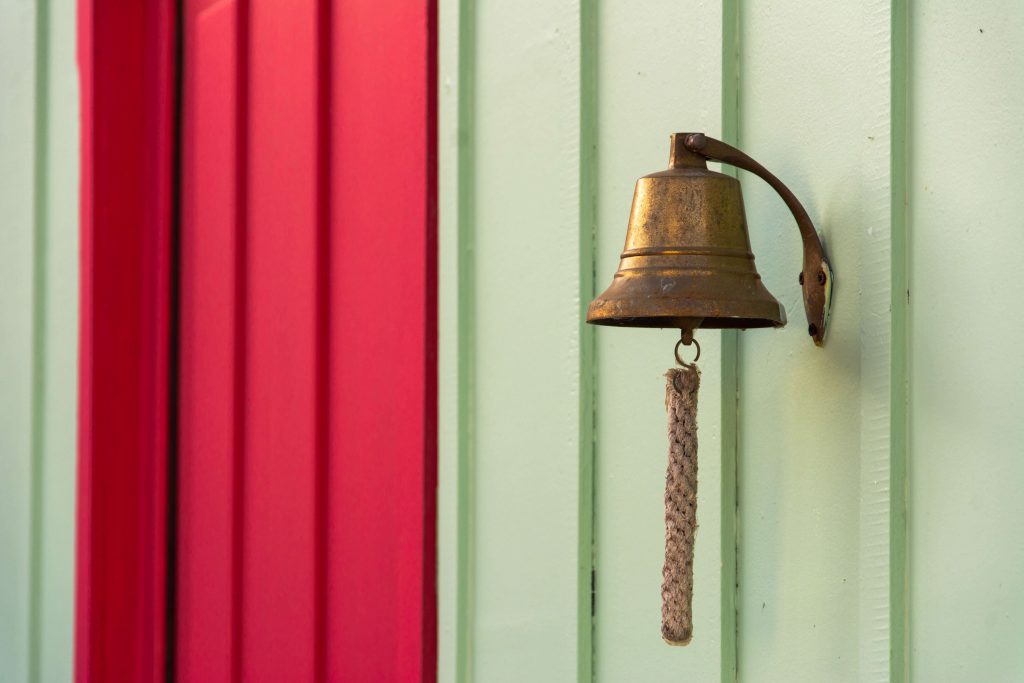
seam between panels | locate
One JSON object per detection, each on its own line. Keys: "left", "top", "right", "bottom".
{"left": 889, "top": 0, "right": 910, "bottom": 681}
{"left": 29, "top": 0, "right": 52, "bottom": 679}
{"left": 454, "top": 0, "right": 477, "bottom": 680}
{"left": 719, "top": 1, "right": 740, "bottom": 681}
{"left": 577, "top": 0, "right": 598, "bottom": 681}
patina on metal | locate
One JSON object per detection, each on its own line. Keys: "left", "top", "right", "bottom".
{"left": 587, "top": 132, "right": 833, "bottom": 345}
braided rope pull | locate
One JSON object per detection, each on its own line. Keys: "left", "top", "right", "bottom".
{"left": 662, "top": 364, "right": 700, "bottom": 645}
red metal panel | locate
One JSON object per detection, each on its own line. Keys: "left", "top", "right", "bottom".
{"left": 177, "top": 1, "right": 239, "bottom": 680}
{"left": 243, "top": 0, "right": 320, "bottom": 678}
{"left": 327, "top": 1, "right": 438, "bottom": 680}
{"left": 76, "top": 1, "right": 177, "bottom": 681}
{"left": 173, "top": 0, "right": 437, "bottom": 678}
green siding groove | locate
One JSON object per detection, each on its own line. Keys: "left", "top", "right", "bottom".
{"left": 889, "top": 0, "right": 909, "bottom": 680}
{"left": 720, "top": 2, "right": 739, "bottom": 681}
{"left": 28, "top": 1, "right": 51, "bottom": 681}
{"left": 455, "top": 0, "right": 476, "bottom": 680}
{"left": 577, "top": 0, "right": 597, "bottom": 681}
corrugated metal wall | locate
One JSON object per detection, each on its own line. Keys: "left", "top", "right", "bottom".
{"left": 438, "top": 1, "right": 1024, "bottom": 682}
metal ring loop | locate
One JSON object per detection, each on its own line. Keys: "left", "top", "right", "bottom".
{"left": 674, "top": 337, "right": 701, "bottom": 366}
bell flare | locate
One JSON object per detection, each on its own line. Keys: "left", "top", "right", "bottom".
{"left": 586, "top": 267, "right": 787, "bottom": 330}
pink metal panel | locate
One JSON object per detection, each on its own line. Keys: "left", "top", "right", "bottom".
{"left": 177, "top": 1, "right": 239, "bottom": 679}
{"left": 327, "top": 0, "right": 437, "bottom": 679}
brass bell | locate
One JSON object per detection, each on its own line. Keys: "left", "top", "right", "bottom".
{"left": 587, "top": 132, "right": 833, "bottom": 345}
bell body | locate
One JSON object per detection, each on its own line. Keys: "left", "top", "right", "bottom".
{"left": 587, "top": 139, "right": 785, "bottom": 330}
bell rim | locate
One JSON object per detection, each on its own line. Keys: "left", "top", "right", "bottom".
{"left": 586, "top": 295, "right": 787, "bottom": 330}
{"left": 585, "top": 314, "right": 784, "bottom": 330}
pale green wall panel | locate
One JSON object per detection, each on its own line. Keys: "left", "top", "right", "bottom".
{"left": 592, "top": 1, "right": 728, "bottom": 680}
{"left": 471, "top": 0, "right": 584, "bottom": 675}
{"left": 908, "top": 3, "right": 1024, "bottom": 681}
{"left": 437, "top": 0, "right": 462, "bottom": 678}
{"left": 736, "top": 1, "right": 892, "bottom": 681}
{"left": 438, "top": 0, "right": 590, "bottom": 680}
{"left": 37, "top": 0, "right": 79, "bottom": 679}
{"left": 0, "top": 1, "right": 78, "bottom": 681}
{"left": 440, "top": 1, "right": 1024, "bottom": 681}
{"left": 0, "top": 1, "right": 39, "bottom": 677}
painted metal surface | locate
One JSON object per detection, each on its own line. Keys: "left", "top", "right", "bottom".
{"left": 438, "top": 0, "right": 592, "bottom": 679}
{"left": 0, "top": 3, "right": 40, "bottom": 678}
{"left": 76, "top": 1, "right": 177, "bottom": 680}
{"left": 328, "top": 0, "right": 437, "bottom": 678}
{"left": 0, "top": 2, "right": 78, "bottom": 680}
{"left": 735, "top": 2, "right": 893, "bottom": 680}
{"left": 471, "top": 1, "right": 586, "bottom": 679}
{"left": 177, "top": 2, "right": 240, "bottom": 678}
{"left": 243, "top": 0, "right": 320, "bottom": 675}
{"left": 907, "top": 4, "right": 1024, "bottom": 681}
{"left": 176, "top": 0, "right": 437, "bottom": 679}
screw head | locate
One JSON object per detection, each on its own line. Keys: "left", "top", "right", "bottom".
{"left": 798, "top": 272, "right": 805, "bottom": 285}
{"left": 808, "top": 323, "right": 818, "bottom": 337}
{"left": 817, "top": 270, "right": 827, "bottom": 286}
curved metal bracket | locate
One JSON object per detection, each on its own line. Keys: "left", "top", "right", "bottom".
{"left": 683, "top": 133, "right": 833, "bottom": 346}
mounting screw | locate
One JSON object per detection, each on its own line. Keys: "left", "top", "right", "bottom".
{"left": 798, "top": 272, "right": 804, "bottom": 285}
{"left": 808, "top": 323, "right": 818, "bottom": 337}
{"left": 817, "top": 270, "right": 827, "bottom": 286}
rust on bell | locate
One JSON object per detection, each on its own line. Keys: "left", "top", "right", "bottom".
{"left": 587, "top": 132, "right": 833, "bottom": 346}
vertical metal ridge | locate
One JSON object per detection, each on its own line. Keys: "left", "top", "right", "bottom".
{"left": 889, "top": 0, "right": 910, "bottom": 680}
{"left": 164, "top": 0, "right": 185, "bottom": 677}
{"left": 719, "top": 2, "right": 740, "bottom": 681}
{"left": 454, "top": 0, "right": 477, "bottom": 680}
{"left": 29, "top": 1, "right": 51, "bottom": 680}
{"left": 423, "top": 0, "right": 441, "bottom": 678}
{"left": 314, "top": 0, "right": 332, "bottom": 678}
{"left": 577, "top": 1, "right": 597, "bottom": 681}
{"left": 231, "top": 2, "right": 250, "bottom": 680}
